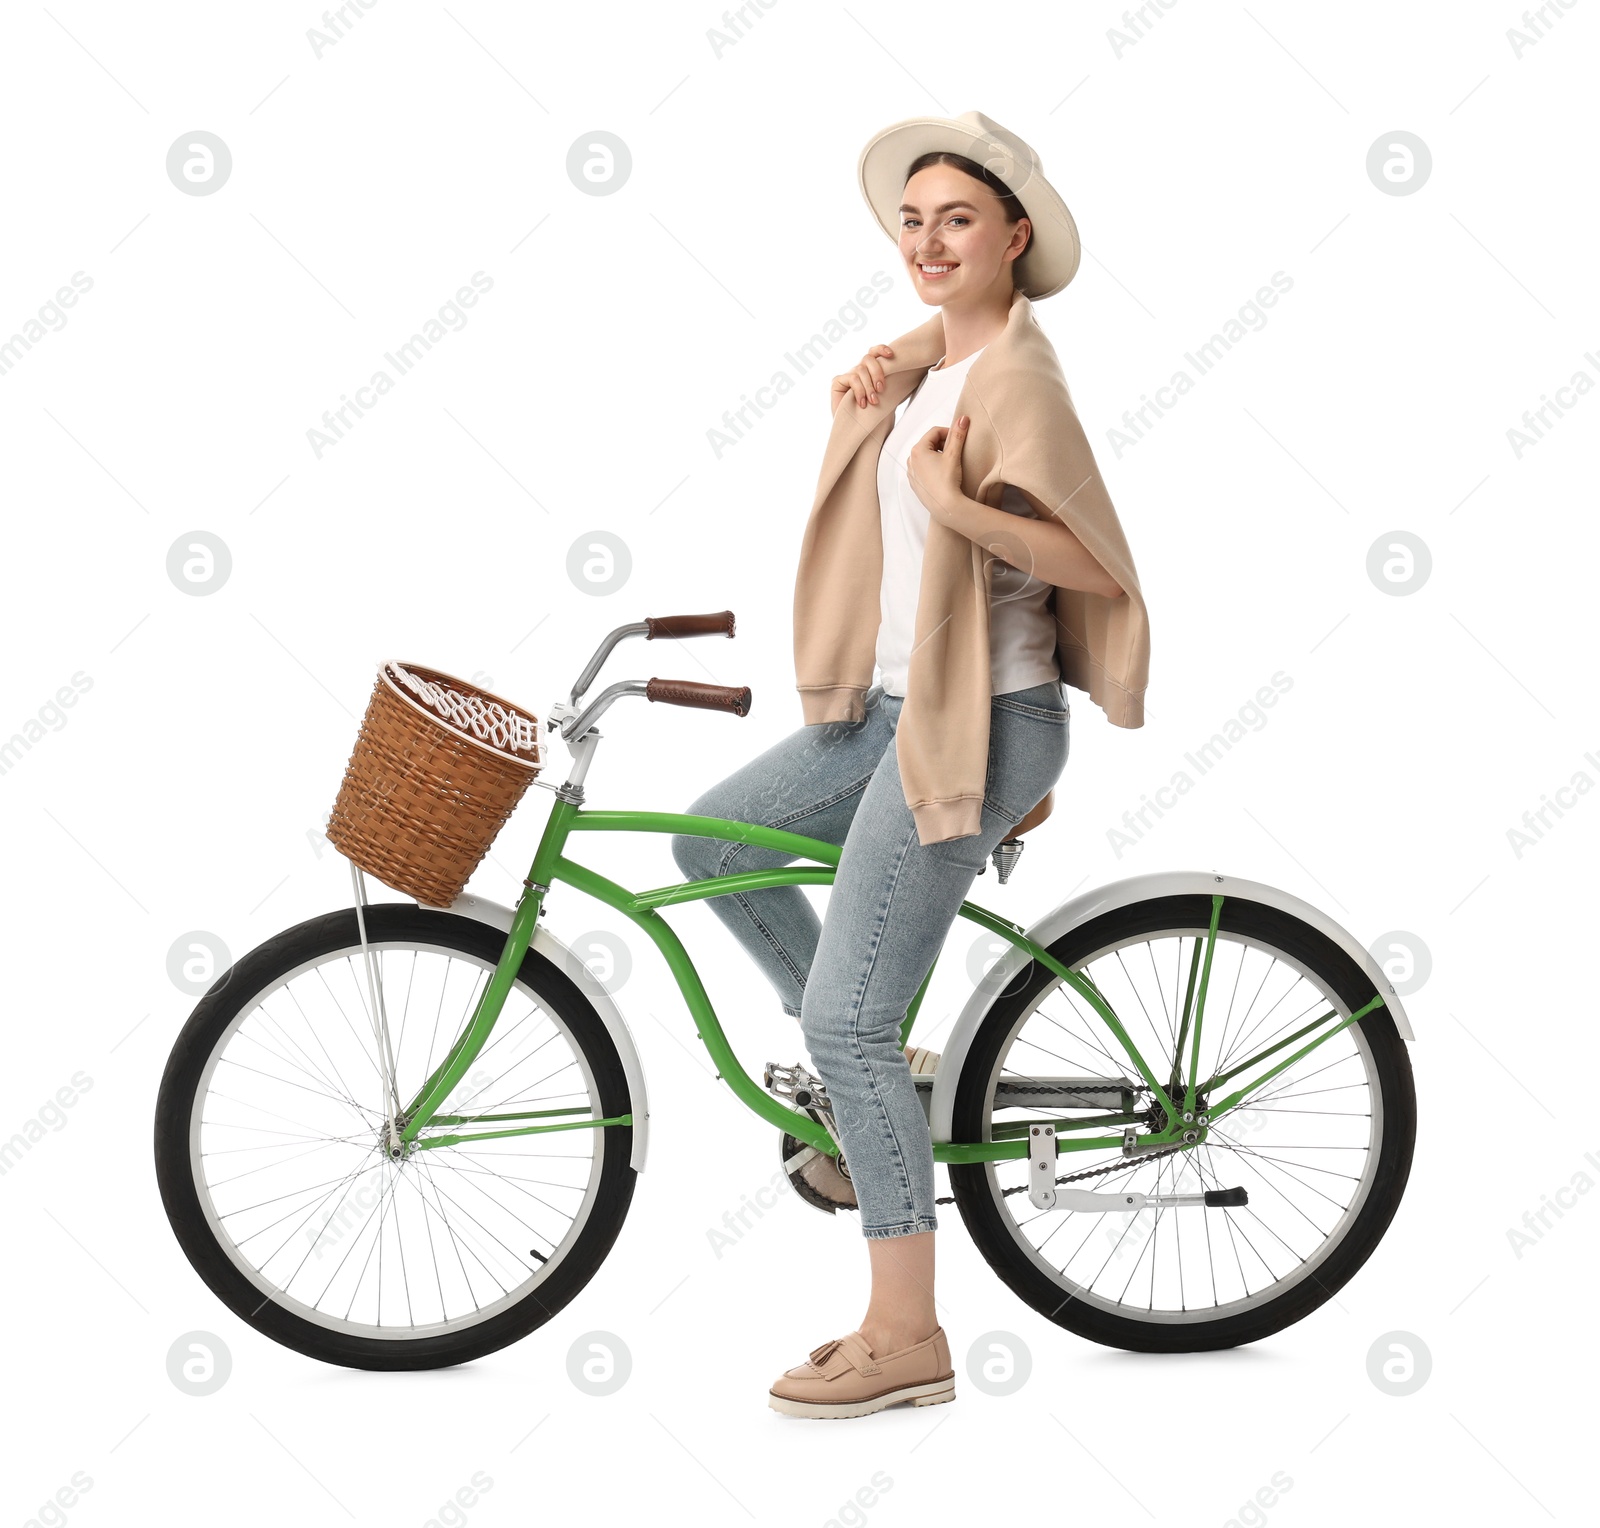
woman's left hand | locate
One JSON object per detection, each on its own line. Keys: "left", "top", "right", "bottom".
{"left": 906, "top": 415, "right": 971, "bottom": 525}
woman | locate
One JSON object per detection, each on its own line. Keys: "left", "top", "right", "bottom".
{"left": 671, "top": 111, "right": 1149, "bottom": 1419}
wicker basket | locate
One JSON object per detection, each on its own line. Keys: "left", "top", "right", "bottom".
{"left": 327, "top": 661, "right": 544, "bottom": 908}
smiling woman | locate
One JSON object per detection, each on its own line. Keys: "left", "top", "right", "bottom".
{"left": 664, "top": 111, "right": 1151, "bottom": 1419}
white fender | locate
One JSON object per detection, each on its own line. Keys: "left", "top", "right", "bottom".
{"left": 443, "top": 893, "right": 650, "bottom": 1172}
{"left": 928, "top": 869, "right": 1415, "bottom": 1147}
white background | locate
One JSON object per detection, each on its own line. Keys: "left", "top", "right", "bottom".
{"left": 2, "top": 2, "right": 1595, "bottom": 1524}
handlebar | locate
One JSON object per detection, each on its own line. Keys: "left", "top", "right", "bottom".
{"left": 569, "top": 611, "right": 738, "bottom": 705}
{"left": 645, "top": 610, "right": 735, "bottom": 641}
{"left": 645, "top": 678, "right": 751, "bottom": 716}
{"left": 555, "top": 612, "right": 752, "bottom": 740}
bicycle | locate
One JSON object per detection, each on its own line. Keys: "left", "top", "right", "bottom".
{"left": 154, "top": 611, "right": 1418, "bottom": 1371}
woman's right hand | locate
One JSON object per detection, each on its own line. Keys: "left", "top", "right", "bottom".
{"left": 830, "top": 344, "right": 895, "bottom": 412}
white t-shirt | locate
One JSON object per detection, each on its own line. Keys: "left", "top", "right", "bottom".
{"left": 874, "top": 347, "right": 1062, "bottom": 698}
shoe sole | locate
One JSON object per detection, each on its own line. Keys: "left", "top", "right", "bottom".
{"left": 767, "top": 1377, "right": 956, "bottom": 1419}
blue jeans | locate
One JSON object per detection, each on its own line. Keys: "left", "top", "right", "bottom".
{"left": 670, "top": 680, "right": 1071, "bottom": 1238}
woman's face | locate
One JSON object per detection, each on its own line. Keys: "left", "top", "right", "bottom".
{"left": 897, "top": 162, "right": 1030, "bottom": 307}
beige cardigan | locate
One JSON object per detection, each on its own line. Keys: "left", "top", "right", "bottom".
{"left": 792, "top": 287, "right": 1150, "bottom": 845}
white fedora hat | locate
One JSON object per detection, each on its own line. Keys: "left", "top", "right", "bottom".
{"left": 857, "top": 110, "right": 1081, "bottom": 300}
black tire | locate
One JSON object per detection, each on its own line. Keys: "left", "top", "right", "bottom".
{"left": 949, "top": 894, "right": 1416, "bottom": 1353}
{"left": 154, "top": 904, "right": 638, "bottom": 1370}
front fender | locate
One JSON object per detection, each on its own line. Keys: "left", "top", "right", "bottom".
{"left": 929, "top": 869, "right": 1415, "bottom": 1147}
{"left": 445, "top": 892, "right": 650, "bottom": 1173}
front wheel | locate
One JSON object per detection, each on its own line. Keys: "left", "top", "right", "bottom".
{"left": 154, "top": 904, "right": 637, "bottom": 1370}
{"left": 949, "top": 894, "right": 1416, "bottom": 1352}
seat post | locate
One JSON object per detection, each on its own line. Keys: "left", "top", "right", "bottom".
{"left": 991, "top": 838, "right": 1024, "bottom": 884}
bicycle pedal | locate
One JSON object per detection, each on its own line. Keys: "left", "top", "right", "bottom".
{"left": 766, "top": 1059, "right": 849, "bottom": 1161}
{"left": 763, "top": 1059, "right": 832, "bottom": 1112}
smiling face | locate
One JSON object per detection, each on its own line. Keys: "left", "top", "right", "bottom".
{"left": 897, "top": 160, "right": 1031, "bottom": 308}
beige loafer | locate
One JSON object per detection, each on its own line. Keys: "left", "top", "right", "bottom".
{"left": 768, "top": 1327, "right": 955, "bottom": 1418}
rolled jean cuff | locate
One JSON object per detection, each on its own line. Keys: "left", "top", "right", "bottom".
{"left": 861, "top": 1215, "right": 939, "bottom": 1240}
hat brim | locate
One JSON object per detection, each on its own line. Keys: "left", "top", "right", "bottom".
{"left": 858, "top": 116, "right": 1081, "bottom": 300}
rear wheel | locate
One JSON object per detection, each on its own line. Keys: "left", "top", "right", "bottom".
{"left": 154, "top": 904, "right": 637, "bottom": 1370}
{"left": 949, "top": 894, "right": 1416, "bottom": 1352}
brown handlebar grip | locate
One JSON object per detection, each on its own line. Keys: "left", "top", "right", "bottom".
{"left": 644, "top": 611, "right": 736, "bottom": 640}
{"left": 645, "top": 678, "right": 752, "bottom": 717}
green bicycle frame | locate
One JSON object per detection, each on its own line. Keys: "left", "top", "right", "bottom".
{"left": 395, "top": 800, "right": 1385, "bottom": 1164}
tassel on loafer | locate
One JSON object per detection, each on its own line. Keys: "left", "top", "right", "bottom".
{"left": 768, "top": 1327, "right": 955, "bottom": 1418}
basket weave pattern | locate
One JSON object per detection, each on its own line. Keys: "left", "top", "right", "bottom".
{"left": 327, "top": 662, "right": 543, "bottom": 908}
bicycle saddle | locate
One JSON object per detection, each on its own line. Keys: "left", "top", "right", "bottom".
{"left": 1010, "top": 789, "right": 1053, "bottom": 838}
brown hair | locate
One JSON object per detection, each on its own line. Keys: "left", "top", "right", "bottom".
{"left": 903, "top": 150, "right": 1033, "bottom": 275}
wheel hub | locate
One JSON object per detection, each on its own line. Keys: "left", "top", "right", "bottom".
{"left": 381, "top": 1116, "right": 413, "bottom": 1162}
{"left": 1144, "top": 1088, "right": 1209, "bottom": 1144}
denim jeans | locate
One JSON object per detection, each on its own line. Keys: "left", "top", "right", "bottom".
{"left": 670, "top": 680, "right": 1071, "bottom": 1238}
